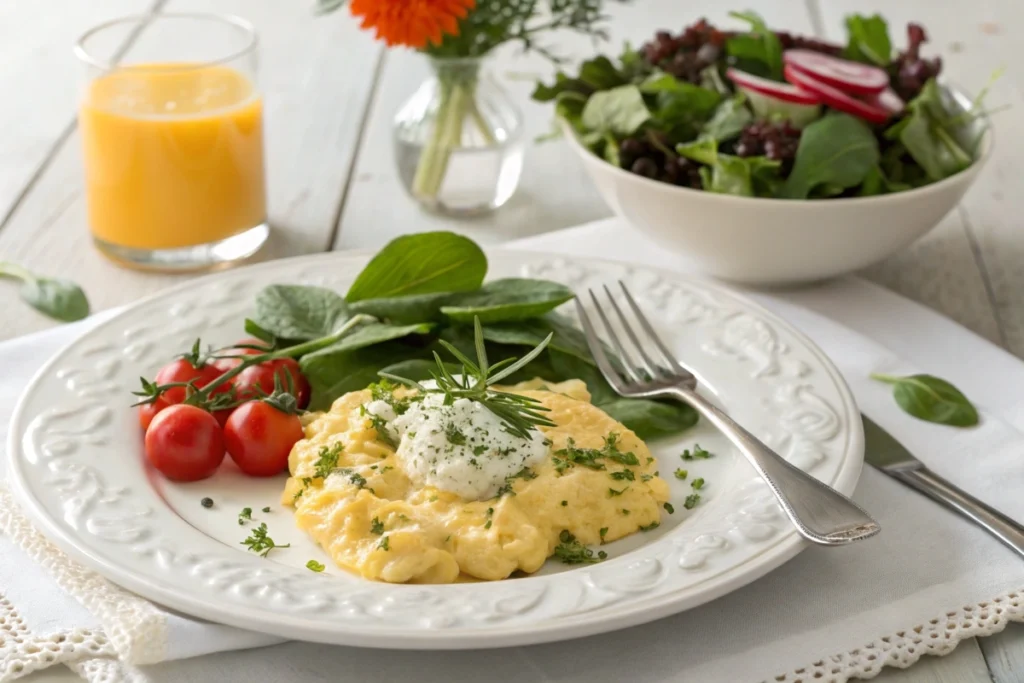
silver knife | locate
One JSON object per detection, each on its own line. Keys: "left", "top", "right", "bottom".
{"left": 863, "top": 416, "right": 1024, "bottom": 559}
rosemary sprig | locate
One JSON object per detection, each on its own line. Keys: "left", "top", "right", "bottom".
{"left": 380, "top": 317, "right": 555, "bottom": 440}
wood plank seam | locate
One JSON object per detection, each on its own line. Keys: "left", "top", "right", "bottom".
{"left": 328, "top": 49, "right": 388, "bottom": 252}
{"left": 0, "top": 0, "right": 168, "bottom": 238}
{"left": 957, "top": 205, "right": 1010, "bottom": 347}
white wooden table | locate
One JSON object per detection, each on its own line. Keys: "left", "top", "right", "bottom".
{"left": 1, "top": 1, "right": 1021, "bottom": 681}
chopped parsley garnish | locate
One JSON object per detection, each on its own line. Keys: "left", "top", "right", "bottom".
{"left": 313, "top": 443, "right": 343, "bottom": 479}
{"left": 598, "top": 551, "right": 608, "bottom": 560}
{"left": 377, "top": 536, "right": 390, "bottom": 551}
{"left": 681, "top": 444, "right": 712, "bottom": 461}
{"left": 292, "top": 476, "right": 313, "bottom": 503}
{"left": 664, "top": 502, "right": 675, "bottom": 514}
{"left": 691, "top": 477, "right": 705, "bottom": 490}
{"left": 599, "top": 527, "right": 608, "bottom": 540}
{"left": 200, "top": 497, "right": 214, "bottom": 509}
{"left": 684, "top": 493, "right": 701, "bottom": 509}
{"left": 560, "top": 500, "right": 568, "bottom": 507}
{"left": 370, "top": 517, "right": 385, "bottom": 535}
{"left": 608, "top": 487, "right": 627, "bottom": 497}
{"left": 486, "top": 507, "right": 494, "bottom": 515}
{"left": 554, "top": 433, "right": 641, "bottom": 475}
{"left": 306, "top": 560, "right": 325, "bottom": 572}
{"left": 495, "top": 467, "right": 537, "bottom": 497}
{"left": 337, "top": 468, "right": 372, "bottom": 491}
{"left": 240, "top": 523, "right": 290, "bottom": 557}
{"left": 444, "top": 535, "right": 451, "bottom": 543}
{"left": 445, "top": 422, "right": 467, "bottom": 445}
{"left": 646, "top": 456, "right": 654, "bottom": 464}
{"left": 639, "top": 521, "right": 660, "bottom": 531}
{"left": 472, "top": 444, "right": 488, "bottom": 456}
{"left": 366, "top": 412, "right": 398, "bottom": 449}
{"left": 610, "top": 469, "right": 635, "bottom": 481}
{"left": 369, "top": 379, "right": 412, "bottom": 415}
{"left": 380, "top": 465, "right": 393, "bottom": 473}
{"left": 621, "top": 509, "right": 631, "bottom": 515}
{"left": 553, "top": 530, "right": 604, "bottom": 564}
{"left": 641, "top": 474, "right": 653, "bottom": 482}
{"left": 237, "top": 507, "right": 252, "bottom": 525}
{"left": 262, "top": 506, "right": 271, "bottom": 513}
{"left": 484, "top": 520, "right": 492, "bottom": 529}
{"left": 674, "top": 468, "right": 688, "bottom": 480}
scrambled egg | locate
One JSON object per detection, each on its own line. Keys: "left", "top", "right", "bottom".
{"left": 281, "top": 380, "right": 669, "bottom": 583}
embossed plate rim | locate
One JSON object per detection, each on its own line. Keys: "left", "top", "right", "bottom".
{"left": 7, "top": 249, "right": 863, "bottom": 649}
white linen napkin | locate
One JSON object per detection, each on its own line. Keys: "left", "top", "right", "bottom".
{"left": 1, "top": 218, "right": 1022, "bottom": 683}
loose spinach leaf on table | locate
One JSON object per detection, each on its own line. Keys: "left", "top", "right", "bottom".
{"left": 440, "top": 278, "right": 574, "bottom": 324}
{"left": 780, "top": 113, "right": 880, "bottom": 199}
{"left": 345, "top": 232, "right": 487, "bottom": 302}
{"left": 253, "top": 284, "right": 349, "bottom": 341}
{"left": 726, "top": 11, "right": 784, "bottom": 81}
{"left": 0, "top": 262, "right": 90, "bottom": 323}
{"left": 581, "top": 85, "right": 651, "bottom": 137}
{"left": 842, "top": 14, "right": 892, "bottom": 66}
{"left": 871, "top": 373, "right": 979, "bottom": 427}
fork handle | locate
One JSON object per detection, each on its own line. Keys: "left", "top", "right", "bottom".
{"left": 667, "top": 386, "right": 881, "bottom": 546}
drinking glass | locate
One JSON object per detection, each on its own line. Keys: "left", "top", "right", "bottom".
{"left": 76, "top": 13, "right": 268, "bottom": 271}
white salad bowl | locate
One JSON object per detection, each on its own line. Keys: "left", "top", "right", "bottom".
{"left": 566, "top": 87, "right": 991, "bottom": 286}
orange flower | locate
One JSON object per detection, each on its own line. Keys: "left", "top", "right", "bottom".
{"left": 350, "top": 0, "right": 476, "bottom": 49}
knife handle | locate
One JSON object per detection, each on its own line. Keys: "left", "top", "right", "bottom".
{"left": 890, "top": 467, "right": 1024, "bottom": 559}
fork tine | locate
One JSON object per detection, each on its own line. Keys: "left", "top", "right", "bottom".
{"left": 619, "top": 282, "right": 686, "bottom": 374}
{"left": 601, "top": 284, "right": 671, "bottom": 380}
{"left": 588, "top": 290, "right": 645, "bottom": 383}
{"left": 573, "top": 298, "right": 628, "bottom": 393}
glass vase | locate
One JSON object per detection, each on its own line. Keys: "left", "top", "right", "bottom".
{"left": 393, "top": 56, "right": 524, "bottom": 216}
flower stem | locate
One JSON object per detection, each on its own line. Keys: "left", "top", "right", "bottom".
{"left": 412, "top": 74, "right": 476, "bottom": 200}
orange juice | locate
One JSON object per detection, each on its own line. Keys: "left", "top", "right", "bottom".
{"left": 79, "top": 64, "right": 266, "bottom": 251}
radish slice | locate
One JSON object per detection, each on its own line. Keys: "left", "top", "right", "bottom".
{"left": 726, "top": 67, "right": 820, "bottom": 105}
{"left": 867, "top": 88, "right": 906, "bottom": 116}
{"left": 783, "top": 50, "right": 889, "bottom": 95}
{"left": 783, "top": 64, "right": 892, "bottom": 125}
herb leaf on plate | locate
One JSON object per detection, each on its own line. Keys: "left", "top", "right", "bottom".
{"left": 0, "top": 262, "right": 90, "bottom": 322}
{"left": 871, "top": 373, "right": 979, "bottom": 427}
{"left": 345, "top": 232, "right": 487, "bottom": 302}
{"left": 349, "top": 291, "right": 453, "bottom": 323}
{"left": 780, "top": 113, "right": 880, "bottom": 199}
{"left": 254, "top": 284, "right": 349, "bottom": 341}
{"left": 440, "top": 278, "right": 575, "bottom": 324}
{"left": 843, "top": 14, "right": 892, "bottom": 67}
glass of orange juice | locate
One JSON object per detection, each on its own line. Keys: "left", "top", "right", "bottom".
{"left": 75, "top": 13, "right": 267, "bottom": 271}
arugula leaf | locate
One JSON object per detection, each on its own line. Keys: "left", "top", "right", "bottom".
{"left": 677, "top": 138, "right": 780, "bottom": 197}
{"left": 440, "top": 278, "right": 574, "bottom": 324}
{"left": 253, "top": 284, "right": 349, "bottom": 341}
{"left": 780, "top": 113, "right": 880, "bottom": 199}
{"left": 871, "top": 373, "right": 979, "bottom": 427}
{"left": 726, "top": 11, "right": 783, "bottom": 81}
{"left": 0, "top": 263, "right": 90, "bottom": 322}
{"left": 893, "top": 80, "right": 974, "bottom": 181}
{"left": 581, "top": 85, "right": 650, "bottom": 136}
{"left": 345, "top": 231, "right": 487, "bottom": 302}
{"left": 701, "top": 95, "right": 753, "bottom": 142}
{"left": 843, "top": 14, "right": 892, "bottom": 67}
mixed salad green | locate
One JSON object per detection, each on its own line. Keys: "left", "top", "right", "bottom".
{"left": 534, "top": 12, "right": 992, "bottom": 199}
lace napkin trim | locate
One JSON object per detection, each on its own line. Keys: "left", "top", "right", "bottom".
{"left": 769, "top": 589, "right": 1024, "bottom": 683}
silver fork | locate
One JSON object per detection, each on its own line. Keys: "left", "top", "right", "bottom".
{"left": 575, "top": 282, "right": 881, "bottom": 546}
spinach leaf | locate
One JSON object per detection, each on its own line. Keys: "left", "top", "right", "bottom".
{"left": 581, "top": 85, "right": 650, "bottom": 136}
{"left": 780, "top": 113, "right": 880, "bottom": 199}
{"left": 895, "top": 80, "right": 973, "bottom": 181}
{"left": 302, "top": 342, "right": 431, "bottom": 410}
{"left": 300, "top": 322, "right": 435, "bottom": 363}
{"left": 726, "top": 11, "right": 783, "bottom": 81}
{"left": 701, "top": 95, "right": 753, "bottom": 142}
{"left": 349, "top": 291, "right": 452, "bottom": 323}
{"left": 677, "top": 138, "right": 780, "bottom": 197}
{"left": 0, "top": 263, "right": 90, "bottom": 322}
{"left": 644, "top": 75, "right": 722, "bottom": 140}
{"left": 843, "top": 14, "right": 892, "bottom": 67}
{"left": 345, "top": 231, "right": 487, "bottom": 303}
{"left": 871, "top": 373, "right": 979, "bottom": 427}
{"left": 378, "top": 359, "right": 461, "bottom": 382}
{"left": 253, "top": 284, "right": 349, "bottom": 341}
{"left": 440, "top": 278, "right": 574, "bottom": 324}
{"left": 480, "top": 313, "right": 595, "bottom": 364}
{"left": 579, "top": 55, "right": 629, "bottom": 91}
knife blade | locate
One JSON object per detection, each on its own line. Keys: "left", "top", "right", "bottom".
{"left": 863, "top": 416, "right": 1024, "bottom": 559}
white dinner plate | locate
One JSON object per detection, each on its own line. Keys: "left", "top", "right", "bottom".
{"left": 7, "top": 250, "right": 863, "bottom": 649}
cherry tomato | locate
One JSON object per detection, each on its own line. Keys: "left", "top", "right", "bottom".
{"left": 154, "top": 359, "right": 223, "bottom": 404}
{"left": 223, "top": 401, "right": 305, "bottom": 476}
{"left": 145, "top": 404, "right": 225, "bottom": 481}
{"left": 211, "top": 338, "right": 271, "bottom": 373}
{"left": 138, "top": 395, "right": 172, "bottom": 431}
{"left": 234, "top": 358, "right": 310, "bottom": 408}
